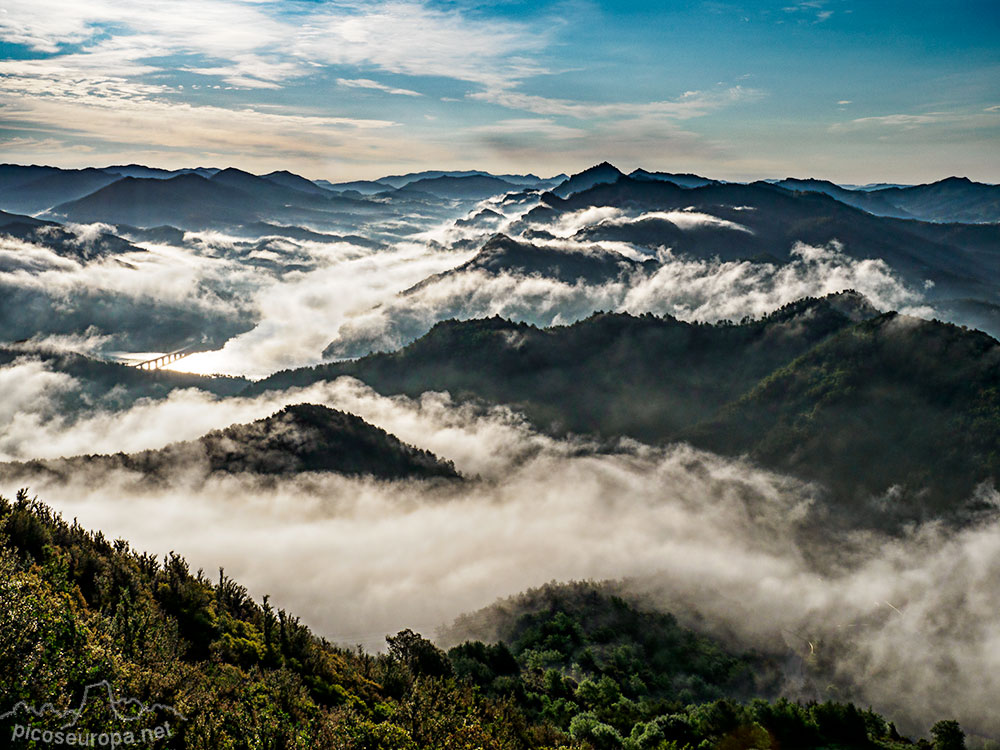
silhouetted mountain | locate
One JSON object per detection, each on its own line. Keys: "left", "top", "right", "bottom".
{"left": 532, "top": 175, "right": 999, "bottom": 305}
{"left": 49, "top": 173, "right": 262, "bottom": 227}
{"left": 454, "top": 207, "right": 504, "bottom": 228}
{"left": 315, "top": 178, "right": 392, "bottom": 194}
{"left": 846, "top": 182, "right": 912, "bottom": 191}
{"left": 261, "top": 170, "right": 333, "bottom": 196}
{"left": 375, "top": 169, "right": 563, "bottom": 190}
{"left": 401, "top": 175, "right": 523, "bottom": 199}
{"left": 3, "top": 404, "right": 459, "bottom": 481}
{"left": 551, "top": 162, "right": 625, "bottom": 198}
{"left": 773, "top": 175, "right": 1000, "bottom": 223}
{"left": 209, "top": 167, "right": 327, "bottom": 204}
{"left": 870, "top": 176, "right": 1000, "bottom": 223}
{"left": 0, "top": 209, "right": 52, "bottom": 229}
{"left": 270, "top": 292, "right": 873, "bottom": 440}
{"left": 773, "top": 177, "right": 914, "bottom": 218}
{"left": 102, "top": 164, "right": 219, "bottom": 179}
{"left": 0, "top": 164, "right": 62, "bottom": 191}
{"left": 46, "top": 167, "right": 451, "bottom": 232}
{"left": 0, "top": 214, "right": 143, "bottom": 262}
{"left": 630, "top": 168, "right": 719, "bottom": 188}
{"left": 406, "top": 233, "right": 643, "bottom": 289}
{"left": 104, "top": 164, "right": 219, "bottom": 179}
{"left": 0, "top": 167, "right": 121, "bottom": 215}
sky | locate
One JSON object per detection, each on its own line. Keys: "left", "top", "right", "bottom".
{"left": 0, "top": 0, "right": 998, "bottom": 183}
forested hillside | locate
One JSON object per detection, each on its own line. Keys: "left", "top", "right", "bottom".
{"left": 1, "top": 404, "right": 461, "bottom": 482}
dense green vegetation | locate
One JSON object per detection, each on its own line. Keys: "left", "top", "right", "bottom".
{"left": 0, "top": 490, "right": 560, "bottom": 748}
{"left": 444, "top": 582, "right": 977, "bottom": 750}
{"left": 250, "top": 293, "right": 1000, "bottom": 529}
{"left": 0, "top": 492, "right": 968, "bottom": 749}
{"left": 3, "top": 404, "right": 460, "bottom": 482}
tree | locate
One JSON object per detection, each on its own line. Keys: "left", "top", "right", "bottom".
{"left": 931, "top": 719, "right": 965, "bottom": 750}
{"left": 386, "top": 629, "right": 453, "bottom": 679}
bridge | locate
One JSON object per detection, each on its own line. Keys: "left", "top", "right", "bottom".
{"left": 131, "top": 347, "right": 194, "bottom": 370}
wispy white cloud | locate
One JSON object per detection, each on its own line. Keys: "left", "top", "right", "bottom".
{"left": 467, "top": 118, "right": 586, "bottom": 140}
{"left": 471, "top": 85, "right": 762, "bottom": 120}
{"left": 6, "top": 373, "right": 1000, "bottom": 736}
{"left": 337, "top": 78, "right": 423, "bottom": 97}
{"left": 783, "top": 0, "right": 834, "bottom": 23}
{"left": 0, "top": 75, "right": 401, "bottom": 158}
{"left": 831, "top": 110, "right": 1000, "bottom": 132}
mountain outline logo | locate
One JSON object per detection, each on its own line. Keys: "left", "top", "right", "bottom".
{"left": 2, "top": 681, "right": 185, "bottom": 746}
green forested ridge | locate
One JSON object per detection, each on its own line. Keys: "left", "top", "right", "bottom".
{"left": 248, "top": 293, "right": 1000, "bottom": 528}
{"left": 1, "top": 404, "right": 460, "bottom": 482}
{"left": 0, "top": 493, "right": 966, "bottom": 749}
{"left": 254, "top": 291, "right": 876, "bottom": 440}
{"left": 686, "top": 312, "right": 1000, "bottom": 524}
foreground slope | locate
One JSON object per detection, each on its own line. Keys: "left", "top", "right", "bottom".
{"left": 0, "top": 492, "right": 959, "bottom": 748}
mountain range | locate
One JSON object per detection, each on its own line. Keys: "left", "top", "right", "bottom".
{"left": 2, "top": 161, "right": 996, "bottom": 224}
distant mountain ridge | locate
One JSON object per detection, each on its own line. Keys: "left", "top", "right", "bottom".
{"left": 526, "top": 172, "right": 999, "bottom": 305}
{"left": 775, "top": 174, "right": 1000, "bottom": 223}
{"left": 407, "top": 232, "right": 645, "bottom": 287}
{"left": 399, "top": 174, "right": 527, "bottom": 199}
{"left": 4, "top": 161, "right": 996, "bottom": 224}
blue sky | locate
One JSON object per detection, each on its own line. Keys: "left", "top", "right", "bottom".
{"left": 0, "top": 0, "right": 997, "bottom": 182}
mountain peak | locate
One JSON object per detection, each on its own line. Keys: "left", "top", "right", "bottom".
{"left": 552, "top": 162, "right": 625, "bottom": 198}
{"left": 2, "top": 404, "right": 461, "bottom": 481}
{"left": 212, "top": 167, "right": 257, "bottom": 179}
{"left": 581, "top": 161, "right": 623, "bottom": 175}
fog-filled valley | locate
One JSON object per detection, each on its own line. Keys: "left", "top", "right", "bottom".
{"left": 2, "top": 161, "right": 1000, "bottom": 748}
